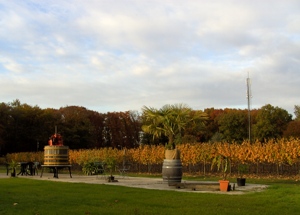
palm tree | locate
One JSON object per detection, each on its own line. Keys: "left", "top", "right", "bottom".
{"left": 142, "top": 104, "right": 207, "bottom": 149}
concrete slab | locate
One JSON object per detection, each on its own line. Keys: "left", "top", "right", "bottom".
{"left": 0, "top": 173, "right": 268, "bottom": 195}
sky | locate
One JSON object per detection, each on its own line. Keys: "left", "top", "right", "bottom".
{"left": 0, "top": 0, "right": 299, "bottom": 117}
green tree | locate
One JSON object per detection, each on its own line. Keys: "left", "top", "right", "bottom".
{"left": 0, "top": 102, "right": 11, "bottom": 154}
{"left": 58, "top": 106, "right": 93, "bottom": 149}
{"left": 141, "top": 104, "right": 207, "bottom": 149}
{"left": 253, "top": 104, "right": 292, "bottom": 141}
{"left": 217, "top": 109, "right": 248, "bottom": 143}
{"left": 3, "top": 99, "right": 52, "bottom": 153}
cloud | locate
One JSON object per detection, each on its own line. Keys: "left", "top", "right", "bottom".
{"left": 0, "top": 0, "right": 299, "bottom": 117}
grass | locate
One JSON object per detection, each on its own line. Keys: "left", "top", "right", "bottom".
{"left": 1, "top": 174, "right": 300, "bottom": 215}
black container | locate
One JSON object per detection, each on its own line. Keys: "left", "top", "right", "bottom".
{"left": 237, "top": 178, "right": 246, "bottom": 186}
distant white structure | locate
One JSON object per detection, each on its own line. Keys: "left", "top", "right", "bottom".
{"left": 246, "top": 73, "right": 252, "bottom": 142}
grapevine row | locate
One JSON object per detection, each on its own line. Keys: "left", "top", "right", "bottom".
{"left": 5, "top": 138, "right": 300, "bottom": 174}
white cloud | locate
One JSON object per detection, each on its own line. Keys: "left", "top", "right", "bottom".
{"left": 0, "top": 0, "right": 299, "bottom": 117}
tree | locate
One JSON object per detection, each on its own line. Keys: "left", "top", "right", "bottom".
{"left": 183, "top": 110, "right": 208, "bottom": 142}
{"left": 58, "top": 106, "right": 93, "bottom": 149}
{"left": 141, "top": 104, "right": 208, "bottom": 149}
{"left": 217, "top": 109, "right": 248, "bottom": 143}
{"left": 103, "top": 111, "right": 141, "bottom": 149}
{"left": 87, "top": 110, "right": 106, "bottom": 148}
{"left": 0, "top": 102, "right": 11, "bottom": 154}
{"left": 2, "top": 99, "right": 52, "bottom": 153}
{"left": 283, "top": 120, "right": 300, "bottom": 138}
{"left": 253, "top": 104, "right": 292, "bottom": 141}
{"left": 203, "top": 108, "right": 224, "bottom": 142}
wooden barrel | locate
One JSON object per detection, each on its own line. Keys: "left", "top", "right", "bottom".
{"left": 162, "top": 159, "right": 182, "bottom": 183}
{"left": 44, "top": 146, "right": 69, "bottom": 165}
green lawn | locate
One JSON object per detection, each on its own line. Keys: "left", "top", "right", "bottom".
{"left": 1, "top": 175, "right": 300, "bottom": 215}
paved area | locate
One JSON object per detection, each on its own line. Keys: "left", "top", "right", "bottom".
{"left": 1, "top": 173, "right": 268, "bottom": 195}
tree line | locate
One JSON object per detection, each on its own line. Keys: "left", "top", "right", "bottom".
{"left": 0, "top": 99, "right": 299, "bottom": 155}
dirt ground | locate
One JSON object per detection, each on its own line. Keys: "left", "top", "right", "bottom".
{"left": 1, "top": 172, "right": 268, "bottom": 195}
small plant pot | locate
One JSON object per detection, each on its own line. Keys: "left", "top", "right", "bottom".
{"left": 165, "top": 149, "right": 180, "bottom": 160}
{"left": 237, "top": 178, "right": 246, "bottom": 186}
{"left": 107, "top": 176, "right": 115, "bottom": 182}
{"left": 219, "top": 180, "right": 229, "bottom": 192}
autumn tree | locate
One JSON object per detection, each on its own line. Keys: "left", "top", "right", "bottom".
{"left": 283, "top": 105, "right": 300, "bottom": 138}
{"left": 183, "top": 110, "right": 208, "bottom": 142}
{"left": 203, "top": 108, "right": 225, "bottom": 142}
{"left": 103, "top": 111, "right": 141, "bottom": 149}
{"left": 127, "top": 111, "right": 142, "bottom": 147}
{"left": 104, "top": 112, "right": 123, "bottom": 148}
{"left": 87, "top": 110, "right": 106, "bottom": 148}
{"left": 283, "top": 120, "right": 300, "bottom": 138}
